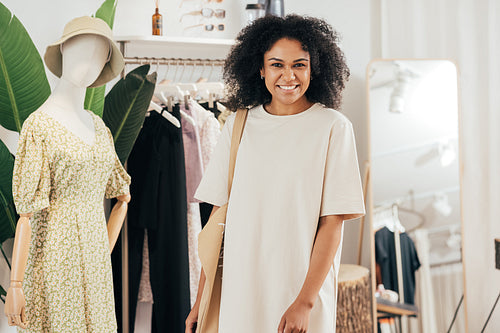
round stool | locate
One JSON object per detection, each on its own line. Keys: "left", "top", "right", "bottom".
{"left": 336, "top": 264, "right": 372, "bottom": 333}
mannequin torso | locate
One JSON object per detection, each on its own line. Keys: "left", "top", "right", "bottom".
{"left": 38, "top": 33, "right": 109, "bottom": 145}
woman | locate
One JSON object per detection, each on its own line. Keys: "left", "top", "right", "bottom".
{"left": 186, "top": 15, "right": 365, "bottom": 333}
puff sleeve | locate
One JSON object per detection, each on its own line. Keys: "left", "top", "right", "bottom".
{"left": 104, "top": 128, "right": 131, "bottom": 199}
{"left": 320, "top": 119, "right": 365, "bottom": 221}
{"left": 12, "top": 118, "right": 51, "bottom": 214}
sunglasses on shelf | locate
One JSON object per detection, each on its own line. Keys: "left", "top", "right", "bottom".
{"left": 184, "top": 23, "right": 225, "bottom": 31}
{"left": 180, "top": 8, "right": 226, "bottom": 21}
{"left": 179, "top": 0, "right": 224, "bottom": 7}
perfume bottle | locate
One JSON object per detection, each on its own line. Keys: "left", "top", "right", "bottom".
{"left": 152, "top": 2, "right": 163, "bottom": 36}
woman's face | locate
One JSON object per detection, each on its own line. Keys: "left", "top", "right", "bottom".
{"left": 260, "top": 38, "right": 311, "bottom": 109}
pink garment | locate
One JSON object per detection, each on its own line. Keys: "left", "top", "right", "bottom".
{"left": 138, "top": 232, "right": 153, "bottom": 304}
{"left": 190, "top": 101, "right": 221, "bottom": 169}
{"left": 180, "top": 105, "right": 204, "bottom": 203}
{"left": 187, "top": 203, "right": 202, "bottom": 307}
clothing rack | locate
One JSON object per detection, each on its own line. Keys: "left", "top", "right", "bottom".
{"left": 118, "top": 51, "right": 226, "bottom": 333}
{"left": 123, "top": 56, "right": 225, "bottom": 67}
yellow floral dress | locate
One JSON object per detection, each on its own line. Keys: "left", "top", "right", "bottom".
{"left": 12, "top": 110, "right": 131, "bottom": 332}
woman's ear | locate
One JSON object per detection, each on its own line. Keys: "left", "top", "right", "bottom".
{"left": 260, "top": 68, "right": 264, "bottom": 78}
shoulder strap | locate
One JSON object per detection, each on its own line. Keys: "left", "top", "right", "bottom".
{"left": 227, "top": 109, "right": 248, "bottom": 196}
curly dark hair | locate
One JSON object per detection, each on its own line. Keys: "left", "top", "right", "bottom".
{"left": 223, "top": 14, "right": 350, "bottom": 111}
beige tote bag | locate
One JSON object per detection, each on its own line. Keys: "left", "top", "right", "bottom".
{"left": 197, "top": 109, "right": 248, "bottom": 333}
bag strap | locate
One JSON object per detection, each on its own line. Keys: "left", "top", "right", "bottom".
{"left": 227, "top": 109, "right": 248, "bottom": 196}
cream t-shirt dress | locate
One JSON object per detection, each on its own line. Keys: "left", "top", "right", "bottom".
{"left": 195, "top": 103, "right": 365, "bottom": 332}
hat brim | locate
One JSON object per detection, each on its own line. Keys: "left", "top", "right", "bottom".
{"left": 44, "top": 28, "right": 124, "bottom": 88}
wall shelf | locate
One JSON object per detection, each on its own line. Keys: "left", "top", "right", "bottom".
{"left": 115, "top": 35, "right": 236, "bottom": 47}
{"left": 115, "top": 36, "right": 235, "bottom": 61}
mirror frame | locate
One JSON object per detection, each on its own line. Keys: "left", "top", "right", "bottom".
{"left": 365, "top": 58, "right": 468, "bottom": 332}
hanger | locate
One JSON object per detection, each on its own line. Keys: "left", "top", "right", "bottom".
{"left": 195, "top": 82, "right": 225, "bottom": 102}
{"left": 149, "top": 101, "right": 181, "bottom": 128}
{"left": 400, "top": 206, "right": 425, "bottom": 233}
{"left": 176, "top": 83, "right": 198, "bottom": 97}
{"left": 154, "top": 88, "right": 196, "bottom": 126}
{"left": 373, "top": 204, "right": 405, "bottom": 233}
{"left": 216, "top": 101, "right": 228, "bottom": 113}
{"left": 391, "top": 204, "right": 406, "bottom": 233}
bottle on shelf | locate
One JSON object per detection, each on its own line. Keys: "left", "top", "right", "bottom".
{"left": 152, "top": 1, "right": 163, "bottom": 36}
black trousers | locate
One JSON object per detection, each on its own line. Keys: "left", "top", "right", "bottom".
{"left": 112, "top": 107, "right": 190, "bottom": 333}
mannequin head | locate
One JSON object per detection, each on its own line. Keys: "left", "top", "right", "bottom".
{"left": 60, "top": 34, "right": 109, "bottom": 88}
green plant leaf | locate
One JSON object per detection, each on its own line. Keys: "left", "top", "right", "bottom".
{"left": 84, "top": 85, "right": 106, "bottom": 117}
{"left": 103, "top": 65, "right": 156, "bottom": 164}
{"left": 0, "top": 140, "right": 16, "bottom": 244}
{"left": 95, "top": 0, "right": 117, "bottom": 29}
{"left": 0, "top": 3, "right": 50, "bottom": 132}
{"left": 0, "top": 284, "right": 6, "bottom": 303}
{"left": 85, "top": 0, "right": 119, "bottom": 117}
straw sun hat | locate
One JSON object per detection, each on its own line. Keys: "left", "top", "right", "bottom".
{"left": 44, "top": 16, "right": 124, "bottom": 88}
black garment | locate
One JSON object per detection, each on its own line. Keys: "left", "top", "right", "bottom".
{"left": 198, "top": 101, "right": 221, "bottom": 120}
{"left": 375, "top": 227, "right": 421, "bottom": 304}
{"left": 199, "top": 202, "right": 213, "bottom": 228}
{"left": 112, "top": 107, "right": 190, "bottom": 332}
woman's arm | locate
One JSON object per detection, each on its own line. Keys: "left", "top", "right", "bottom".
{"left": 278, "top": 214, "right": 344, "bottom": 333}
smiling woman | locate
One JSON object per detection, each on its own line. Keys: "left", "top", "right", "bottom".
{"left": 186, "top": 15, "right": 365, "bottom": 333}
{"left": 259, "top": 38, "right": 313, "bottom": 115}
{"left": 222, "top": 14, "right": 350, "bottom": 113}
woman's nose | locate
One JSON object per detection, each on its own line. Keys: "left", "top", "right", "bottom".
{"left": 282, "top": 67, "right": 296, "bottom": 81}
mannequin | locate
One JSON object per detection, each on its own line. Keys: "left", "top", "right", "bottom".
{"left": 4, "top": 33, "right": 130, "bottom": 329}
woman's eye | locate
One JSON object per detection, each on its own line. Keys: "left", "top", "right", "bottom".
{"left": 270, "top": 63, "right": 283, "bottom": 67}
{"left": 293, "top": 63, "right": 306, "bottom": 68}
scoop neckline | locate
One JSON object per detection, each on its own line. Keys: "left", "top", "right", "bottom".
{"left": 256, "top": 103, "right": 320, "bottom": 119}
{"left": 39, "top": 110, "right": 98, "bottom": 148}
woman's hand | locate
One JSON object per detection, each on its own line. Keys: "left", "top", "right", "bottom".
{"left": 277, "top": 299, "right": 312, "bottom": 333}
{"left": 185, "top": 303, "right": 199, "bottom": 333}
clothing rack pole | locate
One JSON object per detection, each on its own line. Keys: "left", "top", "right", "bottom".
{"left": 119, "top": 41, "right": 130, "bottom": 333}
{"left": 357, "top": 161, "right": 370, "bottom": 265}
{"left": 123, "top": 56, "right": 225, "bottom": 67}
{"left": 392, "top": 204, "right": 405, "bottom": 304}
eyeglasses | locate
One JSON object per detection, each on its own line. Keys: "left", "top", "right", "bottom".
{"left": 180, "top": 8, "right": 226, "bottom": 21}
{"left": 179, "top": 0, "right": 224, "bottom": 7}
{"left": 184, "top": 23, "right": 225, "bottom": 32}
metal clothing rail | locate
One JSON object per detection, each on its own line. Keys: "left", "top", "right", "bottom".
{"left": 123, "top": 56, "right": 225, "bottom": 67}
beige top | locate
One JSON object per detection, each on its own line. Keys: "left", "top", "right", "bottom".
{"left": 195, "top": 103, "right": 365, "bottom": 332}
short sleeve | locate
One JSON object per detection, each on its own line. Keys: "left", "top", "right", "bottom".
{"left": 374, "top": 229, "right": 388, "bottom": 263}
{"left": 104, "top": 128, "right": 131, "bottom": 199}
{"left": 194, "top": 113, "right": 234, "bottom": 206}
{"left": 410, "top": 240, "right": 421, "bottom": 272}
{"left": 13, "top": 118, "right": 50, "bottom": 214}
{"left": 320, "top": 119, "right": 365, "bottom": 220}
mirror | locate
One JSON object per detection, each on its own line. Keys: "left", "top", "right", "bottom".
{"left": 367, "top": 59, "right": 465, "bottom": 332}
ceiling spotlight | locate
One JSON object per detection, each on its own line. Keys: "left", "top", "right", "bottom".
{"left": 439, "top": 140, "right": 456, "bottom": 167}
{"left": 446, "top": 225, "right": 461, "bottom": 249}
{"left": 433, "top": 192, "right": 452, "bottom": 217}
{"left": 389, "top": 71, "right": 412, "bottom": 113}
